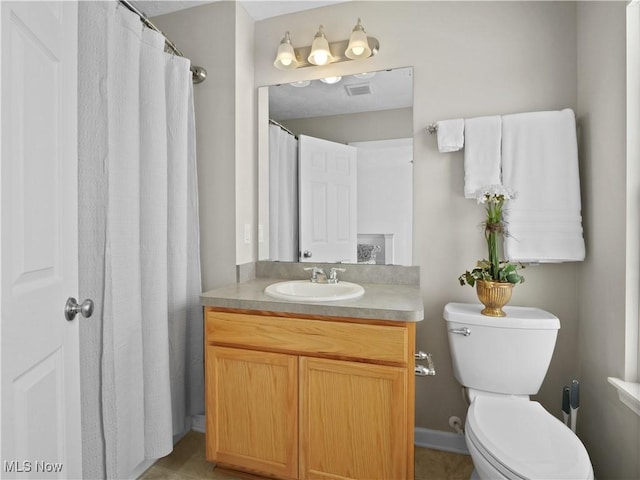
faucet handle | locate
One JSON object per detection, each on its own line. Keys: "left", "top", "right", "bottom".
{"left": 303, "top": 267, "right": 324, "bottom": 272}
{"left": 328, "top": 267, "right": 346, "bottom": 283}
{"left": 303, "top": 266, "right": 326, "bottom": 282}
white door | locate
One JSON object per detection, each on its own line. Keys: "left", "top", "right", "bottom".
{"left": 298, "top": 135, "right": 357, "bottom": 263}
{"left": 1, "top": 2, "right": 83, "bottom": 478}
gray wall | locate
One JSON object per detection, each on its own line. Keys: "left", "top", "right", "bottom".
{"left": 577, "top": 2, "right": 640, "bottom": 479}
{"left": 234, "top": 3, "right": 257, "bottom": 266}
{"left": 280, "top": 107, "right": 412, "bottom": 143}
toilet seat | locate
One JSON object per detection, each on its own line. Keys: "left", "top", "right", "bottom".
{"left": 466, "top": 396, "right": 594, "bottom": 480}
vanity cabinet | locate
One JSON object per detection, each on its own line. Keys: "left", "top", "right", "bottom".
{"left": 205, "top": 308, "right": 416, "bottom": 480}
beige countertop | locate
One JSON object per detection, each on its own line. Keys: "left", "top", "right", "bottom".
{"left": 201, "top": 277, "right": 424, "bottom": 322}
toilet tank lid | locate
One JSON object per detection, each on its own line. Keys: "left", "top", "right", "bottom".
{"left": 444, "top": 302, "right": 560, "bottom": 329}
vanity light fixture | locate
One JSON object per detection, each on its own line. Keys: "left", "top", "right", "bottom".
{"left": 273, "top": 31, "right": 299, "bottom": 70}
{"left": 345, "top": 18, "right": 372, "bottom": 60}
{"left": 308, "top": 25, "right": 333, "bottom": 66}
{"left": 272, "top": 19, "right": 379, "bottom": 71}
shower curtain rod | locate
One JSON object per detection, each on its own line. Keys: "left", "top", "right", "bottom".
{"left": 269, "top": 119, "right": 297, "bottom": 138}
{"left": 118, "top": 0, "right": 207, "bottom": 84}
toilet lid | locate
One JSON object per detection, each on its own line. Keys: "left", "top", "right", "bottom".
{"left": 467, "top": 396, "right": 593, "bottom": 480}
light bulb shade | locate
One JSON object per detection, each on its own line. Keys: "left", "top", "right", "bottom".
{"left": 308, "top": 26, "right": 333, "bottom": 66}
{"left": 345, "top": 19, "right": 372, "bottom": 60}
{"left": 273, "top": 32, "right": 298, "bottom": 70}
{"left": 319, "top": 76, "right": 342, "bottom": 84}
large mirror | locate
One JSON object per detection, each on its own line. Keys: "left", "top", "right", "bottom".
{"left": 258, "top": 67, "right": 413, "bottom": 266}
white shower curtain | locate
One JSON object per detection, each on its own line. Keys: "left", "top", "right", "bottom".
{"left": 269, "top": 124, "right": 299, "bottom": 261}
{"left": 78, "top": 2, "right": 202, "bottom": 478}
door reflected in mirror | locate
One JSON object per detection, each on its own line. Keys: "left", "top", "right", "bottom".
{"left": 259, "top": 67, "right": 413, "bottom": 266}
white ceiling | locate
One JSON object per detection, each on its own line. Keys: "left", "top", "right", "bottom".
{"left": 242, "top": 1, "right": 348, "bottom": 21}
{"left": 129, "top": 1, "right": 210, "bottom": 18}
{"left": 131, "top": 0, "right": 348, "bottom": 21}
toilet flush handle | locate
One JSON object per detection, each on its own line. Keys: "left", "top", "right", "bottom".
{"left": 448, "top": 327, "right": 471, "bottom": 336}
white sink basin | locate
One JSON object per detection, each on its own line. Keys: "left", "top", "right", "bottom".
{"left": 264, "top": 280, "right": 365, "bottom": 303}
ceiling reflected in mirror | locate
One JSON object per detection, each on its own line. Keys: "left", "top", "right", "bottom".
{"left": 269, "top": 67, "right": 412, "bottom": 120}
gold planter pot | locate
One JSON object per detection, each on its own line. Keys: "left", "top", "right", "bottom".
{"left": 476, "top": 280, "right": 514, "bottom": 317}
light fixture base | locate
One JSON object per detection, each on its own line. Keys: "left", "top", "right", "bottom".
{"left": 292, "top": 36, "right": 379, "bottom": 69}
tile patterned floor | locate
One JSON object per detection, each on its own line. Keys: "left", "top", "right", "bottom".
{"left": 139, "top": 431, "right": 474, "bottom": 480}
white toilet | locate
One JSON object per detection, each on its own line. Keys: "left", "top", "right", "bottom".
{"left": 444, "top": 302, "right": 594, "bottom": 480}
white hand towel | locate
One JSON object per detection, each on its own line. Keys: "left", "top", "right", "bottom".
{"left": 463, "top": 116, "right": 502, "bottom": 198}
{"left": 436, "top": 118, "right": 464, "bottom": 153}
{"left": 501, "top": 109, "right": 585, "bottom": 262}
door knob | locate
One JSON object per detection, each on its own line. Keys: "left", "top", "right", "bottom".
{"left": 65, "top": 297, "right": 94, "bottom": 321}
{"left": 302, "top": 250, "right": 312, "bottom": 258}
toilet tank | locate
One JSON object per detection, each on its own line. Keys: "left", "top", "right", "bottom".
{"left": 444, "top": 302, "right": 560, "bottom": 396}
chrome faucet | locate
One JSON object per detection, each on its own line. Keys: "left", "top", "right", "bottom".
{"left": 303, "top": 266, "right": 347, "bottom": 283}
{"left": 303, "top": 267, "right": 327, "bottom": 283}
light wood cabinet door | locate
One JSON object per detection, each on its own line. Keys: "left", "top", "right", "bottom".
{"left": 206, "top": 345, "right": 298, "bottom": 479}
{"left": 299, "top": 357, "right": 408, "bottom": 480}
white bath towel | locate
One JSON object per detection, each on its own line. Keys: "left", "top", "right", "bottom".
{"left": 436, "top": 118, "right": 464, "bottom": 153}
{"left": 501, "top": 109, "right": 585, "bottom": 262}
{"left": 463, "top": 116, "right": 502, "bottom": 198}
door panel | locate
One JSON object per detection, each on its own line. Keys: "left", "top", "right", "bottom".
{"left": 1, "top": 2, "right": 81, "bottom": 478}
{"left": 8, "top": 8, "right": 61, "bottom": 295}
{"left": 13, "top": 350, "right": 65, "bottom": 469}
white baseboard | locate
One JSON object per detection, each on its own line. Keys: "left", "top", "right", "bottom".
{"left": 188, "top": 421, "right": 468, "bottom": 455}
{"left": 414, "top": 427, "right": 469, "bottom": 455}
{"left": 192, "top": 413, "right": 206, "bottom": 433}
